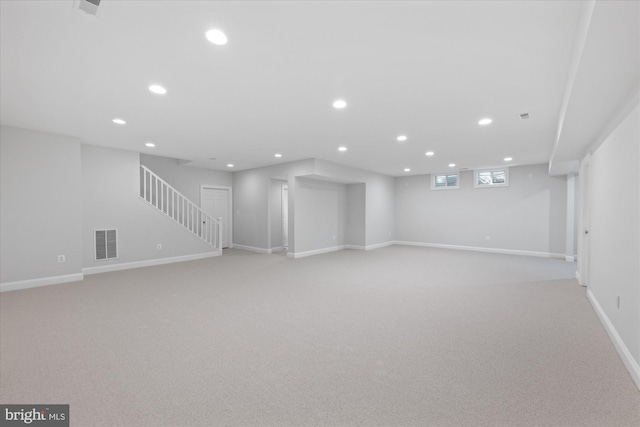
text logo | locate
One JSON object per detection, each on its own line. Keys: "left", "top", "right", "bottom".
{"left": 1, "top": 405, "right": 68, "bottom": 426}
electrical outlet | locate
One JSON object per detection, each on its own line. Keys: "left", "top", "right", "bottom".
{"left": 57, "top": 255, "right": 66, "bottom": 263}
{"left": 485, "top": 235, "right": 491, "bottom": 241}
{"left": 157, "top": 244, "right": 162, "bottom": 250}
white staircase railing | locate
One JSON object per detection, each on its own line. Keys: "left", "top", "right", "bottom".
{"left": 139, "top": 165, "right": 222, "bottom": 254}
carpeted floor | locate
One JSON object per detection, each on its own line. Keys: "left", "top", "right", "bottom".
{"left": 1, "top": 246, "right": 639, "bottom": 426}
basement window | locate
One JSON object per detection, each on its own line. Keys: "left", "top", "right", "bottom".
{"left": 431, "top": 173, "right": 459, "bottom": 190}
{"left": 474, "top": 168, "right": 509, "bottom": 188}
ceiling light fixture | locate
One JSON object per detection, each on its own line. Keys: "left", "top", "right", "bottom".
{"left": 448, "top": 163, "right": 456, "bottom": 168}
{"left": 404, "top": 168, "right": 411, "bottom": 172}
{"left": 504, "top": 157, "right": 513, "bottom": 162}
{"left": 112, "top": 118, "right": 126, "bottom": 125}
{"left": 397, "top": 135, "right": 407, "bottom": 142}
{"left": 227, "top": 163, "right": 234, "bottom": 168}
{"left": 206, "top": 29, "right": 228, "bottom": 45}
{"left": 478, "top": 118, "right": 492, "bottom": 126}
{"left": 333, "top": 99, "right": 347, "bottom": 109}
{"left": 145, "top": 142, "right": 155, "bottom": 148}
{"left": 149, "top": 84, "right": 167, "bottom": 95}
{"left": 338, "top": 146, "right": 347, "bottom": 152}
{"left": 425, "top": 151, "right": 434, "bottom": 156}
{"left": 274, "top": 153, "right": 282, "bottom": 158}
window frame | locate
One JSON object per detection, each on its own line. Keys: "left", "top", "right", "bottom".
{"left": 474, "top": 167, "right": 510, "bottom": 188}
{"left": 431, "top": 172, "right": 460, "bottom": 190}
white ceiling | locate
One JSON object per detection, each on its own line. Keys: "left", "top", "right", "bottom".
{"left": 0, "top": 1, "right": 637, "bottom": 176}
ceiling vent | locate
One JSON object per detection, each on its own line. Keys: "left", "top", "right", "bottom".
{"left": 520, "top": 112, "right": 531, "bottom": 120}
{"left": 75, "top": 0, "right": 101, "bottom": 16}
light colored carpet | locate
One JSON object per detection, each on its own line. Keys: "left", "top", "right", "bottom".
{"left": 1, "top": 246, "right": 638, "bottom": 426}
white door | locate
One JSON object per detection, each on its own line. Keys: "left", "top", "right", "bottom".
{"left": 578, "top": 160, "right": 590, "bottom": 287}
{"left": 282, "top": 185, "right": 288, "bottom": 250}
{"left": 202, "top": 188, "right": 230, "bottom": 249}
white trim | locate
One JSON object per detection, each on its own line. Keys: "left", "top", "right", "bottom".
{"left": 83, "top": 252, "right": 219, "bottom": 275}
{"left": 200, "top": 184, "right": 233, "bottom": 249}
{"left": 268, "top": 246, "right": 285, "bottom": 254}
{"left": 576, "top": 270, "right": 585, "bottom": 286}
{"left": 587, "top": 289, "right": 640, "bottom": 390}
{"left": 345, "top": 244, "right": 366, "bottom": 251}
{"left": 394, "top": 241, "right": 565, "bottom": 259}
{"left": 1, "top": 273, "right": 84, "bottom": 292}
{"left": 565, "top": 255, "right": 576, "bottom": 262}
{"left": 232, "top": 244, "right": 270, "bottom": 254}
{"left": 364, "top": 241, "right": 395, "bottom": 250}
{"left": 291, "top": 245, "right": 345, "bottom": 259}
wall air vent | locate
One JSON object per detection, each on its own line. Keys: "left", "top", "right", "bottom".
{"left": 95, "top": 229, "right": 117, "bottom": 261}
{"left": 520, "top": 112, "right": 531, "bottom": 120}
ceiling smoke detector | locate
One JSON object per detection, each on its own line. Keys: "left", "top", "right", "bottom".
{"left": 520, "top": 112, "right": 531, "bottom": 120}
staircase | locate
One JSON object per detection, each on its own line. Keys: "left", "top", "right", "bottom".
{"left": 139, "top": 165, "right": 222, "bottom": 254}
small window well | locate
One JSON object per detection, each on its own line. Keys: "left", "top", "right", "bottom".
{"left": 474, "top": 168, "right": 509, "bottom": 188}
{"left": 431, "top": 173, "right": 459, "bottom": 190}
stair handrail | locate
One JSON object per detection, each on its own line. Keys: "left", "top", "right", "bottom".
{"left": 139, "top": 165, "right": 222, "bottom": 253}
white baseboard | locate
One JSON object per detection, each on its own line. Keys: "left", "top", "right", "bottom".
{"left": 268, "top": 246, "right": 284, "bottom": 254}
{"left": 232, "top": 244, "right": 270, "bottom": 254}
{"left": 565, "top": 255, "right": 576, "bottom": 262}
{"left": 83, "top": 252, "right": 220, "bottom": 275}
{"left": 345, "top": 241, "right": 395, "bottom": 251}
{"left": 365, "top": 241, "right": 395, "bottom": 251}
{"left": 345, "top": 244, "right": 366, "bottom": 251}
{"left": 291, "top": 245, "right": 345, "bottom": 259}
{"left": 394, "top": 241, "right": 565, "bottom": 259}
{"left": 587, "top": 289, "right": 640, "bottom": 390}
{"left": 1, "top": 273, "right": 84, "bottom": 293}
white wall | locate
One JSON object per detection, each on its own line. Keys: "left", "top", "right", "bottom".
{"left": 395, "top": 164, "right": 567, "bottom": 256}
{"left": 140, "top": 154, "right": 232, "bottom": 204}
{"left": 582, "top": 103, "right": 639, "bottom": 386}
{"left": 269, "top": 179, "right": 286, "bottom": 250}
{"left": 82, "top": 145, "right": 217, "bottom": 271}
{"left": 314, "top": 159, "right": 395, "bottom": 247}
{"left": 233, "top": 159, "right": 394, "bottom": 254}
{"left": 346, "top": 183, "right": 366, "bottom": 248}
{"left": 233, "top": 159, "right": 315, "bottom": 252}
{"left": 0, "top": 126, "right": 82, "bottom": 286}
{"left": 295, "top": 177, "right": 348, "bottom": 254}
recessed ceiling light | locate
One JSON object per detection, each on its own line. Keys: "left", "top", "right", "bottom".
{"left": 149, "top": 84, "right": 167, "bottom": 95}
{"left": 448, "top": 163, "right": 456, "bottom": 168}
{"left": 333, "top": 99, "right": 347, "bottom": 109}
{"left": 397, "top": 135, "right": 408, "bottom": 142}
{"left": 206, "top": 29, "right": 228, "bottom": 45}
{"left": 274, "top": 153, "right": 282, "bottom": 158}
{"left": 404, "top": 168, "right": 411, "bottom": 172}
{"left": 145, "top": 142, "right": 155, "bottom": 148}
{"left": 504, "top": 157, "right": 513, "bottom": 162}
{"left": 227, "top": 163, "right": 234, "bottom": 168}
{"left": 338, "top": 146, "right": 347, "bottom": 152}
{"left": 478, "top": 118, "right": 492, "bottom": 126}
{"left": 112, "top": 118, "right": 126, "bottom": 125}
{"left": 425, "top": 151, "right": 434, "bottom": 156}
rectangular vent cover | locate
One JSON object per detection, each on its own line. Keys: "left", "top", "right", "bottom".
{"left": 95, "top": 229, "right": 117, "bottom": 261}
